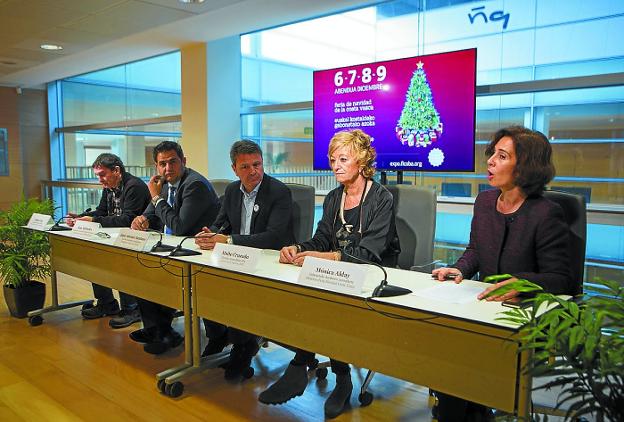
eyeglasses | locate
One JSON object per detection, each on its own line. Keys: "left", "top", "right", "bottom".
{"left": 95, "top": 232, "right": 111, "bottom": 239}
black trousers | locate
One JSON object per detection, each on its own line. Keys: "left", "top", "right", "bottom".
{"left": 203, "top": 319, "right": 258, "bottom": 346}
{"left": 137, "top": 298, "right": 175, "bottom": 336}
{"left": 436, "top": 392, "right": 491, "bottom": 422}
{"left": 92, "top": 283, "right": 137, "bottom": 310}
{"left": 292, "top": 349, "right": 350, "bottom": 375}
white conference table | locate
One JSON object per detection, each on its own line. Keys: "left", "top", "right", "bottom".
{"left": 30, "top": 227, "right": 197, "bottom": 384}
{"left": 174, "top": 247, "right": 532, "bottom": 419}
{"left": 33, "top": 227, "right": 532, "bottom": 416}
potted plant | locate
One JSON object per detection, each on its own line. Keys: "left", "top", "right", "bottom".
{"left": 489, "top": 275, "right": 624, "bottom": 421}
{"left": 0, "top": 198, "right": 54, "bottom": 318}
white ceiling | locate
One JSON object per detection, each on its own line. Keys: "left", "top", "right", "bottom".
{"left": 0, "top": 0, "right": 371, "bottom": 88}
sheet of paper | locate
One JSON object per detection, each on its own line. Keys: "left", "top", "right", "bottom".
{"left": 413, "top": 282, "right": 483, "bottom": 304}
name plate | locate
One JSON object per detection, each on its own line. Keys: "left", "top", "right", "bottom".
{"left": 213, "top": 243, "right": 260, "bottom": 271}
{"left": 114, "top": 228, "right": 150, "bottom": 251}
{"left": 72, "top": 220, "right": 102, "bottom": 237}
{"left": 298, "top": 256, "right": 366, "bottom": 295}
{"left": 26, "top": 213, "right": 52, "bottom": 230}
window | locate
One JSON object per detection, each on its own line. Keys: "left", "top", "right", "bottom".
{"left": 241, "top": 0, "right": 624, "bottom": 284}
{"left": 241, "top": 0, "right": 624, "bottom": 203}
{"left": 48, "top": 52, "right": 181, "bottom": 213}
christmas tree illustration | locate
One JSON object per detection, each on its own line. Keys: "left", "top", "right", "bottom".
{"left": 395, "top": 61, "right": 443, "bottom": 147}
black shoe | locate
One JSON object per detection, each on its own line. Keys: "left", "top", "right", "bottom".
{"left": 81, "top": 299, "right": 120, "bottom": 319}
{"left": 129, "top": 328, "right": 156, "bottom": 343}
{"left": 143, "top": 331, "right": 183, "bottom": 355}
{"left": 467, "top": 405, "right": 495, "bottom": 422}
{"left": 258, "top": 362, "right": 308, "bottom": 405}
{"left": 109, "top": 308, "right": 141, "bottom": 329}
{"left": 324, "top": 373, "right": 352, "bottom": 419}
{"left": 223, "top": 339, "right": 260, "bottom": 380}
{"left": 202, "top": 334, "right": 228, "bottom": 357}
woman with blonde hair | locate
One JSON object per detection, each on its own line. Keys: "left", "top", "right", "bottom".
{"left": 258, "top": 129, "right": 400, "bottom": 419}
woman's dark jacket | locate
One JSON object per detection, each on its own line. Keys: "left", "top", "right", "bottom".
{"left": 299, "top": 181, "right": 400, "bottom": 267}
{"left": 453, "top": 189, "right": 572, "bottom": 294}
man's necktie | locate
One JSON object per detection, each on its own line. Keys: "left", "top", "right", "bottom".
{"left": 164, "top": 186, "right": 176, "bottom": 235}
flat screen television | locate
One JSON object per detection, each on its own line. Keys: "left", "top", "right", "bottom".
{"left": 313, "top": 48, "right": 476, "bottom": 172}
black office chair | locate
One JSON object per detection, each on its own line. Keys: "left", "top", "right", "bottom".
{"left": 548, "top": 186, "right": 591, "bottom": 206}
{"left": 532, "top": 190, "right": 587, "bottom": 418}
{"left": 285, "top": 183, "right": 315, "bottom": 243}
{"left": 356, "top": 184, "right": 438, "bottom": 406}
{"left": 542, "top": 189, "right": 586, "bottom": 296}
{"left": 209, "top": 178, "right": 233, "bottom": 198}
{"left": 387, "top": 184, "right": 437, "bottom": 273}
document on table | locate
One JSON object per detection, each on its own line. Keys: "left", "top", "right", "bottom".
{"left": 414, "top": 282, "right": 483, "bottom": 304}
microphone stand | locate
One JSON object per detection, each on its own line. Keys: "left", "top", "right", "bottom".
{"left": 341, "top": 249, "right": 412, "bottom": 298}
{"left": 49, "top": 207, "right": 92, "bottom": 231}
{"left": 168, "top": 224, "right": 228, "bottom": 257}
{"left": 147, "top": 229, "right": 175, "bottom": 252}
{"left": 169, "top": 235, "right": 202, "bottom": 257}
{"left": 49, "top": 215, "right": 71, "bottom": 231}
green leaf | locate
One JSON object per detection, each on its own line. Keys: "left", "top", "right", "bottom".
{"left": 483, "top": 273, "right": 513, "bottom": 283}
{"left": 0, "top": 198, "right": 54, "bottom": 287}
{"left": 481, "top": 277, "right": 543, "bottom": 299}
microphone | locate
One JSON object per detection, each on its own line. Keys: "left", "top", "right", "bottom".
{"left": 341, "top": 249, "right": 412, "bottom": 298}
{"left": 49, "top": 215, "right": 71, "bottom": 231}
{"left": 169, "top": 235, "right": 202, "bottom": 257}
{"left": 78, "top": 207, "right": 93, "bottom": 217}
{"left": 49, "top": 208, "right": 92, "bottom": 231}
{"left": 147, "top": 228, "right": 175, "bottom": 252}
{"left": 169, "top": 224, "right": 229, "bottom": 257}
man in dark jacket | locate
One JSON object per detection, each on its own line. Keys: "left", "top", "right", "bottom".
{"left": 69, "top": 153, "right": 150, "bottom": 327}
{"left": 130, "top": 141, "right": 220, "bottom": 354}
{"left": 195, "top": 139, "right": 295, "bottom": 379}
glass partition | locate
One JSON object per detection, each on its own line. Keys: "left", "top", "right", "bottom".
{"left": 240, "top": 0, "right": 624, "bottom": 285}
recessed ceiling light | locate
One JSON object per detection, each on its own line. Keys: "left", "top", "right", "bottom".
{"left": 178, "top": 0, "right": 205, "bottom": 3}
{"left": 40, "top": 44, "right": 63, "bottom": 51}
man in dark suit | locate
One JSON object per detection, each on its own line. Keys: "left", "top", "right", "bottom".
{"left": 130, "top": 141, "right": 220, "bottom": 354}
{"left": 69, "top": 153, "right": 151, "bottom": 328}
{"left": 195, "top": 139, "right": 295, "bottom": 379}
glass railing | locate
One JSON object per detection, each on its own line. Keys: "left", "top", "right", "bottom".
{"left": 41, "top": 180, "right": 622, "bottom": 288}
{"left": 65, "top": 165, "right": 155, "bottom": 180}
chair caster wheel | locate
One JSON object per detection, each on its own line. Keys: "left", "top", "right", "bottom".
{"left": 242, "top": 367, "right": 254, "bottom": 379}
{"left": 157, "top": 379, "right": 166, "bottom": 393}
{"left": 164, "top": 381, "right": 184, "bottom": 398}
{"left": 316, "top": 367, "right": 328, "bottom": 379}
{"left": 358, "top": 391, "right": 373, "bottom": 406}
{"left": 28, "top": 315, "right": 43, "bottom": 326}
{"left": 307, "top": 358, "right": 319, "bottom": 370}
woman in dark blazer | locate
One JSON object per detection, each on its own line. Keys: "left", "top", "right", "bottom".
{"left": 432, "top": 125, "right": 572, "bottom": 421}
